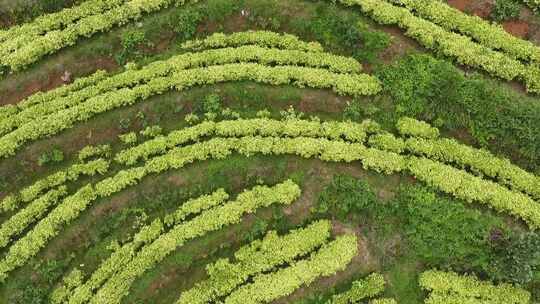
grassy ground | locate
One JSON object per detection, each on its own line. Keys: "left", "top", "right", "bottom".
{"left": 0, "top": 0, "right": 539, "bottom": 303}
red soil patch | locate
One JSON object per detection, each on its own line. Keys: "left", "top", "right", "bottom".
{"left": 0, "top": 56, "right": 117, "bottom": 106}
{"left": 379, "top": 26, "right": 420, "bottom": 64}
{"left": 447, "top": 0, "right": 471, "bottom": 11}
{"left": 448, "top": 0, "right": 494, "bottom": 18}
{"left": 0, "top": 70, "right": 65, "bottom": 107}
{"left": 503, "top": 20, "right": 530, "bottom": 38}
{"left": 470, "top": 0, "right": 494, "bottom": 18}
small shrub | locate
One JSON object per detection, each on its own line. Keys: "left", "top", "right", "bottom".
{"left": 118, "top": 132, "right": 138, "bottom": 145}
{"left": 185, "top": 113, "right": 200, "bottom": 125}
{"left": 37, "top": 148, "right": 64, "bottom": 166}
{"left": 205, "top": 0, "right": 238, "bottom": 23}
{"left": 140, "top": 125, "right": 163, "bottom": 138}
{"left": 242, "top": 218, "right": 269, "bottom": 242}
{"left": 196, "top": 94, "right": 223, "bottom": 115}
{"left": 491, "top": 0, "right": 521, "bottom": 22}
{"left": 119, "top": 118, "right": 131, "bottom": 130}
{"left": 314, "top": 174, "right": 377, "bottom": 220}
{"left": 280, "top": 105, "right": 305, "bottom": 120}
{"left": 115, "top": 30, "right": 147, "bottom": 65}
{"left": 221, "top": 108, "right": 241, "bottom": 119}
{"left": 167, "top": 8, "right": 203, "bottom": 40}
{"left": 305, "top": 6, "right": 390, "bottom": 63}
{"left": 246, "top": 0, "right": 282, "bottom": 30}
{"left": 256, "top": 109, "right": 272, "bottom": 118}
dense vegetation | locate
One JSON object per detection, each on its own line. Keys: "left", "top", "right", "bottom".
{"left": 0, "top": 0, "right": 539, "bottom": 303}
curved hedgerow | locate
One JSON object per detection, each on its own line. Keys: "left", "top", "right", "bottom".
{"left": 0, "top": 187, "right": 67, "bottom": 249}
{"left": 0, "top": 45, "right": 364, "bottom": 137}
{"left": 368, "top": 118, "right": 540, "bottom": 200}
{"left": 88, "top": 180, "right": 302, "bottom": 304}
{"left": 0, "top": 0, "right": 128, "bottom": 63}
{"left": 223, "top": 234, "right": 358, "bottom": 304}
{"left": 0, "top": 134, "right": 538, "bottom": 282}
{"left": 0, "top": 63, "right": 380, "bottom": 159}
{"left": 0, "top": 7, "right": 322, "bottom": 72}
{"left": 0, "top": 159, "right": 110, "bottom": 213}
{"left": 53, "top": 189, "right": 229, "bottom": 304}
{"left": 419, "top": 270, "right": 531, "bottom": 304}
{"left": 0, "top": 70, "right": 108, "bottom": 122}
{"left": 180, "top": 30, "right": 325, "bottom": 52}
{"left": 387, "top": 0, "right": 540, "bottom": 64}
{"left": 407, "top": 157, "right": 540, "bottom": 229}
{"left": 175, "top": 220, "right": 332, "bottom": 304}
{"left": 114, "top": 118, "right": 381, "bottom": 165}
{"left": 0, "top": 0, "right": 177, "bottom": 71}
{"left": 0, "top": 31, "right": 328, "bottom": 123}
{"left": 116, "top": 117, "right": 540, "bottom": 205}
{"left": 329, "top": 273, "right": 386, "bottom": 304}
{"left": 339, "top": 0, "right": 540, "bottom": 93}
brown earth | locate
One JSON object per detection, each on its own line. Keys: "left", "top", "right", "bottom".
{"left": 503, "top": 20, "right": 530, "bottom": 38}
{"left": 447, "top": 0, "right": 471, "bottom": 11}
{"left": 0, "top": 56, "right": 117, "bottom": 106}
{"left": 448, "top": 0, "right": 494, "bottom": 18}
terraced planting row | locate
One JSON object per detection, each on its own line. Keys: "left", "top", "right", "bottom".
{"left": 1, "top": 2, "right": 539, "bottom": 301}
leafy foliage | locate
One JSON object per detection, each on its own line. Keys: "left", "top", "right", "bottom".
{"left": 37, "top": 148, "right": 64, "bottom": 166}
{"left": 177, "top": 220, "right": 332, "bottom": 304}
{"left": 167, "top": 8, "right": 203, "bottom": 40}
{"left": 341, "top": 0, "right": 540, "bottom": 92}
{"left": 491, "top": 0, "right": 522, "bottom": 22}
{"left": 396, "top": 117, "right": 439, "bottom": 139}
{"left": 398, "top": 185, "right": 504, "bottom": 273}
{"left": 305, "top": 5, "right": 391, "bottom": 63}
{"left": 378, "top": 54, "right": 540, "bottom": 172}
{"left": 329, "top": 273, "right": 386, "bottom": 304}
{"left": 419, "top": 270, "right": 531, "bottom": 304}
{"left": 314, "top": 174, "right": 378, "bottom": 220}
{"left": 224, "top": 234, "right": 358, "bottom": 304}
{"left": 78, "top": 145, "right": 111, "bottom": 162}
{"left": 490, "top": 232, "right": 540, "bottom": 284}
{"left": 195, "top": 94, "right": 223, "bottom": 116}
